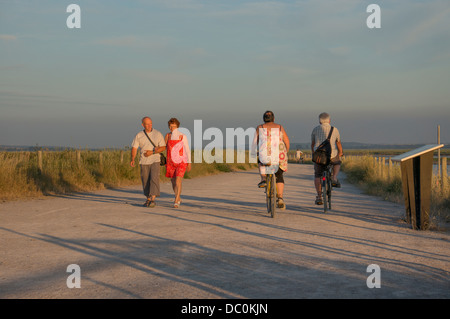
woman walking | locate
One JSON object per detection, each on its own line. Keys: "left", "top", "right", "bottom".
{"left": 165, "top": 118, "right": 191, "bottom": 208}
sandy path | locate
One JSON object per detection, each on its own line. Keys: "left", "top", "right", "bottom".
{"left": 0, "top": 164, "right": 449, "bottom": 299}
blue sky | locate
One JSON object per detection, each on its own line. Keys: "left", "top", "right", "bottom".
{"left": 1, "top": 0, "right": 449, "bottom": 148}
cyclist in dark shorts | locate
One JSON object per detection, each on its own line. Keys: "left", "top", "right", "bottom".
{"left": 311, "top": 112, "right": 344, "bottom": 205}
{"left": 255, "top": 111, "right": 290, "bottom": 209}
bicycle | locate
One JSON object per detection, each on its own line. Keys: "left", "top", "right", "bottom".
{"left": 322, "top": 163, "right": 332, "bottom": 213}
{"left": 265, "top": 172, "right": 277, "bottom": 218}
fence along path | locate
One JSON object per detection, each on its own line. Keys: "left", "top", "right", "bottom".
{"left": 343, "top": 154, "right": 449, "bottom": 192}
{"left": 32, "top": 149, "right": 448, "bottom": 191}
{"left": 0, "top": 163, "right": 449, "bottom": 298}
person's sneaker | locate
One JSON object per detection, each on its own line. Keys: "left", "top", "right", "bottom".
{"left": 144, "top": 199, "right": 151, "bottom": 207}
{"left": 315, "top": 195, "right": 323, "bottom": 205}
{"left": 258, "top": 180, "right": 267, "bottom": 188}
{"left": 148, "top": 200, "right": 156, "bottom": 208}
{"left": 331, "top": 179, "right": 341, "bottom": 188}
{"left": 277, "top": 198, "right": 286, "bottom": 210}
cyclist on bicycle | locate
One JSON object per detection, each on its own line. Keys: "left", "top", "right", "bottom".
{"left": 255, "top": 110, "right": 290, "bottom": 209}
{"left": 311, "top": 112, "right": 343, "bottom": 205}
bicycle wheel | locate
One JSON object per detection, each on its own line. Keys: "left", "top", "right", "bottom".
{"left": 265, "top": 175, "right": 271, "bottom": 213}
{"left": 327, "top": 172, "right": 332, "bottom": 210}
{"left": 266, "top": 174, "right": 276, "bottom": 218}
{"left": 270, "top": 174, "right": 276, "bottom": 218}
{"left": 322, "top": 173, "right": 328, "bottom": 213}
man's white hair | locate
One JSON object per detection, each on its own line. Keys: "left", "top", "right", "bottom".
{"left": 319, "top": 112, "right": 330, "bottom": 124}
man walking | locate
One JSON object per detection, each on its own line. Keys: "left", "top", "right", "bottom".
{"left": 131, "top": 117, "right": 166, "bottom": 207}
{"left": 311, "top": 112, "right": 343, "bottom": 205}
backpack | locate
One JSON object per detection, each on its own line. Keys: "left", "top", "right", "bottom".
{"left": 312, "top": 127, "right": 334, "bottom": 166}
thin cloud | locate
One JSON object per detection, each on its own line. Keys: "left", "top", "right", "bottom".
{"left": 186, "top": 47, "right": 209, "bottom": 57}
{"left": 93, "top": 35, "right": 170, "bottom": 50}
{"left": 207, "top": 1, "right": 286, "bottom": 18}
{"left": 121, "top": 69, "right": 192, "bottom": 84}
{"left": 0, "top": 64, "right": 25, "bottom": 70}
{"left": 328, "top": 46, "right": 351, "bottom": 56}
{"left": 138, "top": 0, "right": 204, "bottom": 10}
{"left": 0, "top": 90, "right": 64, "bottom": 102}
{"left": 267, "top": 65, "right": 316, "bottom": 78}
{"left": 398, "top": 6, "right": 450, "bottom": 50}
{"left": 377, "top": 2, "right": 450, "bottom": 55}
{"left": 0, "top": 34, "right": 17, "bottom": 41}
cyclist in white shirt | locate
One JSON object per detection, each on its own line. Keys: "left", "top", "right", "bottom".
{"left": 311, "top": 112, "right": 343, "bottom": 205}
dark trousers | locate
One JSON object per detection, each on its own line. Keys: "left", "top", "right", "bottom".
{"left": 140, "top": 163, "right": 160, "bottom": 198}
{"left": 314, "top": 156, "right": 342, "bottom": 178}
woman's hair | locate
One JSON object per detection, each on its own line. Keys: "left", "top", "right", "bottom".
{"left": 263, "top": 110, "right": 274, "bottom": 123}
{"left": 168, "top": 117, "right": 180, "bottom": 128}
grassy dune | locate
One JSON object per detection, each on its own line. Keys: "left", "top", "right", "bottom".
{"left": 0, "top": 150, "right": 257, "bottom": 201}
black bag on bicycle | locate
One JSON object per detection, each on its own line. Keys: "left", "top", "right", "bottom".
{"left": 312, "top": 127, "right": 334, "bottom": 166}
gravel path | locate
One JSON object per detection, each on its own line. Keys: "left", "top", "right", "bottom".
{"left": 1, "top": 164, "right": 449, "bottom": 299}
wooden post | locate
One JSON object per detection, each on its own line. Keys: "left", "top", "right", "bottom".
{"left": 381, "top": 157, "right": 385, "bottom": 179}
{"left": 120, "top": 150, "right": 124, "bottom": 164}
{"left": 378, "top": 157, "right": 382, "bottom": 177}
{"left": 442, "top": 157, "right": 448, "bottom": 192}
{"left": 76, "top": 150, "right": 81, "bottom": 169}
{"left": 437, "top": 125, "right": 441, "bottom": 179}
{"left": 388, "top": 157, "right": 393, "bottom": 181}
{"left": 419, "top": 152, "right": 433, "bottom": 230}
{"left": 37, "top": 150, "right": 43, "bottom": 172}
{"left": 99, "top": 151, "right": 103, "bottom": 172}
{"left": 400, "top": 161, "right": 412, "bottom": 224}
{"left": 393, "top": 144, "right": 443, "bottom": 230}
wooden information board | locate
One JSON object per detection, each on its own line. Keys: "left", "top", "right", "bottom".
{"left": 392, "top": 144, "right": 444, "bottom": 230}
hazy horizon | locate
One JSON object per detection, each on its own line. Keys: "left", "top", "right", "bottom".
{"left": 1, "top": 1, "right": 449, "bottom": 149}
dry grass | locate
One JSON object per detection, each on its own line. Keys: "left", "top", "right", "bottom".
{"left": 341, "top": 156, "right": 450, "bottom": 229}
{"left": 0, "top": 150, "right": 257, "bottom": 202}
